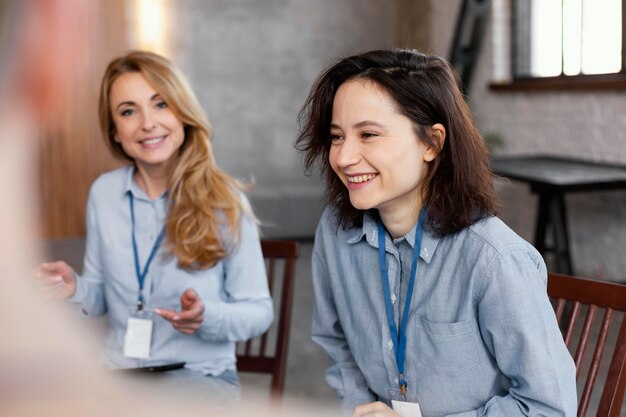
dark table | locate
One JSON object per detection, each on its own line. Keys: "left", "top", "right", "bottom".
{"left": 490, "top": 156, "right": 626, "bottom": 274}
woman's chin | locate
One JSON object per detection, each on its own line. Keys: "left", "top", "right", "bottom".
{"left": 348, "top": 199, "right": 375, "bottom": 211}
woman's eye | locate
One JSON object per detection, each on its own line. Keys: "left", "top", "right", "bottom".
{"left": 361, "top": 132, "right": 378, "bottom": 139}
{"left": 156, "top": 101, "right": 168, "bottom": 109}
{"left": 329, "top": 133, "right": 343, "bottom": 142}
{"left": 120, "top": 109, "right": 134, "bottom": 117}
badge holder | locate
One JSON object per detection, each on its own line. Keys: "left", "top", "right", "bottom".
{"left": 378, "top": 211, "right": 427, "bottom": 417}
{"left": 123, "top": 299, "right": 153, "bottom": 360}
{"left": 387, "top": 387, "right": 423, "bottom": 417}
{"left": 126, "top": 194, "right": 164, "bottom": 361}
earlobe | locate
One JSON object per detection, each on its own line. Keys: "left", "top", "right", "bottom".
{"left": 423, "top": 123, "right": 446, "bottom": 162}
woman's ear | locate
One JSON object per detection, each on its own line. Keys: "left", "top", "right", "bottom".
{"left": 423, "top": 123, "right": 446, "bottom": 162}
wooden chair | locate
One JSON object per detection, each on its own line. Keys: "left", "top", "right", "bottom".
{"left": 236, "top": 239, "right": 300, "bottom": 400}
{"left": 547, "top": 273, "right": 626, "bottom": 417}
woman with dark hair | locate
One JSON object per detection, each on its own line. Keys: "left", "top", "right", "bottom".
{"left": 297, "top": 49, "right": 576, "bottom": 417}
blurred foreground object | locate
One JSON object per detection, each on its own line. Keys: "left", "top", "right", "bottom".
{"left": 0, "top": 1, "right": 335, "bottom": 416}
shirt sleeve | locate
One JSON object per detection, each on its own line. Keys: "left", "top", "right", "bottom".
{"left": 446, "top": 248, "right": 577, "bottom": 417}
{"left": 196, "top": 211, "right": 273, "bottom": 342}
{"left": 66, "top": 187, "right": 108, "bottom": 317}
{"left": 311, "top": 230, "right": 377, "bottom": 414}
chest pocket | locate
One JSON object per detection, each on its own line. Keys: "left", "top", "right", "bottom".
{"left": 414, "top": 315, "right": 480, "bottom": 378}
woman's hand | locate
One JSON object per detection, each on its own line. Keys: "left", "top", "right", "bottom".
{"left": 36, "top": 261, "right": 77, "bottom": 299}
{"left": 155, "top": 288, "right": 205, "bottom": 335}
{"left": 353, "top": 402, "right": 401, "bottom": 417}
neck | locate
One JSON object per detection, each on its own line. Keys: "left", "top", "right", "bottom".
{"left": 378, "top": 203, "right": 423, "bottom": 239}
{"left": 134, "top": 162, "right": 172, "bottom": 200}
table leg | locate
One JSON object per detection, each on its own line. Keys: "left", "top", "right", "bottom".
{"left": 534, "top": 193, "right": 549, "bottom": 255}
{"left": 551, "top": 193, "right": 573, "bottom": 275}
{"left": 534, "top": 192, "right": 574, "bottom": 275}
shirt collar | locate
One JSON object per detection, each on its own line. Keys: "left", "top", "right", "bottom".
{"left": 124, "top": 165, "right": 168, "bottom": 202}
{"left": 123, "top": 165, "right": 136, "bottom": 195}
{"left": 346, "top": 210, "right": 440, "bottom": 264}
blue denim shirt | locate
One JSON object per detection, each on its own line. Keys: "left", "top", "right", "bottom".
{"left": 312, "top": 207, "right": 576, "bottom": 416}
{"left": 68, "top": 166, "right": 273, "bottom": 375}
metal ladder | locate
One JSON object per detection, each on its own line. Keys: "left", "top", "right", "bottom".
{"left": 448, "top": 0, "right": 491, "bottom": 95}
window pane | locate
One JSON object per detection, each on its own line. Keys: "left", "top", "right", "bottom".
{"left": 581, "top": 0, "right": 621, "bottom": 74}
{"left": 563, "top": 0, "right": 583, "bottom": 75}
{"left": 531, "top": 0, "right": 563, "bottom": 77}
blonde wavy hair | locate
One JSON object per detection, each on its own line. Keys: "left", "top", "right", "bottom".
{"left": 98, "top": 50, "right": 247, "bottom": 270}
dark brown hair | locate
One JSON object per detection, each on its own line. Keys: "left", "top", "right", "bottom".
{"left": 296, "top": 49, "right": 498, "bottom": 236}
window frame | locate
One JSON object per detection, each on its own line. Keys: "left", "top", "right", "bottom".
{"left": 490, "top": 0, "right": 626, "bottom": 91}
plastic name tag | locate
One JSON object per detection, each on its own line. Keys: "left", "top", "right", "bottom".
{"left": 391, "top": 400, "right": 423, "bottom": 417}
{"left": 388, "top": 388, "right": 422, "bottom": 417}
{"left": 124, "top": 317, "right": 153, "bottom": 359}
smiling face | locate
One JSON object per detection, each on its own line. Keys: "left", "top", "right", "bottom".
{"left": 109, "top": 72, "right": 185, "bottom": 175}
{"left": 329, "top": 78, "right": 439, "bottom": 229}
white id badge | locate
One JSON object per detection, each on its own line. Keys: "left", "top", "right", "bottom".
{"left": 391, "top": 400, "right": 423, "bottom": 417}
{"left": 388, "top": 388, "right": 423, "bottom": 417}
{"left": 124, "top": 315, "right": 153, "bottom": 359}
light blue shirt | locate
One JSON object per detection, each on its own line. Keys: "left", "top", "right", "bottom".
{"left": 312, "top": 207, "right": 577, "bottom": 416}
{"left": 68, "top": 166, "right": 273, "bottom": 375}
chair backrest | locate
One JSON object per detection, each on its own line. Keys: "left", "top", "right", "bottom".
{"left": 236, "top": 239, "right": 300, "bottom": 400}
{"left": 547, "top": 273, "right": 626, "bottom": 417}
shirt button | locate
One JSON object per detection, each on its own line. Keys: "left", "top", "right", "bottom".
{"left": 423, "top": 247, "right": 429, "bottom": 258}
{"left": 388, "top": 340, "right": 393, "bottom": 351}
{"left": 391, "top": 293, "right": 397, "bottom": 304}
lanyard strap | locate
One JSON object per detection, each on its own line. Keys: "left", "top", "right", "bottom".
{"left": 129, "top": 193, "right": 165, "bottom": 310}
{"left": 378, "top": 209, "right": 426, "bottom": 393}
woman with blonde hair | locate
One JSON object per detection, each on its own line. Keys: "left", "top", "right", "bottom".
{"left": 38, "top": 50, "right": 273, "bottom": 395}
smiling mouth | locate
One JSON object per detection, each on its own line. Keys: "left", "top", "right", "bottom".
{"left": 139, "top": 135, "right": 166, "bottom": 145}
{"left": 347, "top": 174, "right": 378, "bottom": 183}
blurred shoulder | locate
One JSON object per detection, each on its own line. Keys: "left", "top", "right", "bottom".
{"left": 88, "top": 165, "right": 132, "bottom": 201}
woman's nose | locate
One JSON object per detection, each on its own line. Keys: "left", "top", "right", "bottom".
{"left": 334, "top": 137, "right": 361, "bottom": 168}
{"left": 141, "top": 110, "right": 156, "bottom": 131}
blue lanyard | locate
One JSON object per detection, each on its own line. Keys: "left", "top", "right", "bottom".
{"left": 377, "top": 209, "right": 426, "bottom": 394}
{"left": 129, "top": 193, "right": 165, "bottom": 311}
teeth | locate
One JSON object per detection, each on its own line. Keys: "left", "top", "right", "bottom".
{"left": 142, "top": 136, "right": 164, "bottom": 145}
{"left": 347, "top": 174, "right": 377, "bottom": 183}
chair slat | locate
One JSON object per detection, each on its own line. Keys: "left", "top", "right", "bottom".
{"left": 244, "top": 339, "right": 253, "bottom": 356}
{"left": 555, "top": 298, "right": 567, "bottom": 322}
{"left": 574, "top": 305, "right": 597, "bottom": 377}
{"left": 578, "top": 309, "right": 614, "bottom": 417}
{"left": 548, "top": 273, "right": 626, "bottom": 417}
{"left": 259, "top": 330, "right": 269, "bottom": 358}
{"left": 563, "top": 301, "right": 581, "bottom": 347}
{"left": 597, "top": 315, "right": 626, "bottom": 417}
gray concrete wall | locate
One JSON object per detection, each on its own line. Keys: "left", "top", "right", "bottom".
{"left": 162, "top": 0, "right": 398, "bottom": 238}
{"left": 126, "top": 0, "right": 626, "bottom": 279}
{"left": 430, "top": 0, "right": 626, "bottom": 281}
